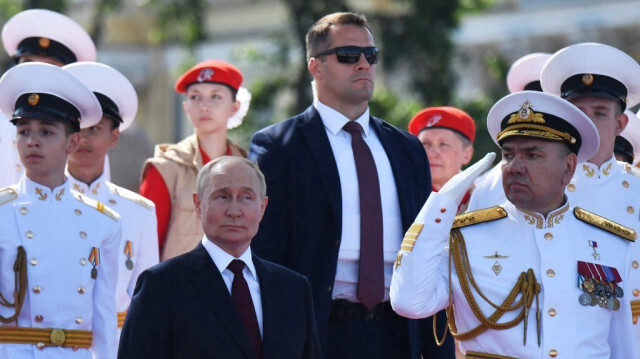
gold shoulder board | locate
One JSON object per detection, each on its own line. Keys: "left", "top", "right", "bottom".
{"left": 0, "top": 187, "right": 17, "bottom": 206}
{"left": 574, "top": 207, "right": 636, "bottom": 242}
{"left": 73, "top": 191, "right": 120, "bottom": 222}
{"left": 624, "top": 163, "right": 640, "bottom": 178}
{"left": 111, "top": 185, "right": 154, "bottom": 210}
{"left": 452, "top": 206, "right": 507, "bottom": 229}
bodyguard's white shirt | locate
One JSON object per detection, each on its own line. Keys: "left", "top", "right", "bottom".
{"left": 314, "top": 100, "right": 403, "bottom": 302}
{"left": 202, "top": 238, "right": 263, "bottom": 337}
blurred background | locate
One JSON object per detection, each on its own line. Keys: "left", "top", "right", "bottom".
{"left": 1, "top": 0, "right": 639, "bottom": 191}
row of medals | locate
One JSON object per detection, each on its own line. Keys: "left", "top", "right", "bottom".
{"left": 579, "top": 276, "right": 623, "bottom": 310}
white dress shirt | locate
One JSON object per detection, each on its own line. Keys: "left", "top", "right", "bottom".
{"left": 202, "top": 238, "right": 263, "bottom": 336}
{"left": 314, "top": 100, "right": 403, "bottom": 302}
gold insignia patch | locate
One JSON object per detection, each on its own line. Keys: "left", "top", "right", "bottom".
{"left": 73, "top": 191, "right": 120, "bottom": 222}
{"left": 38, "top": 37, "right": 50, "bottom": 48}
{"left": 28, "top": 94, "right": 39, "bottom": 106}
{"left": 0, "top": 187, "right": 18, "bottom": 206}
{"left": 582, "top": 73, "right": 594, "bottom": 86}
{"left": 452, "top": 206, "right": 507, "bottom": 229}
{"left": 574, "top": 207, "right": 636, "bottom": 242}
{"left": 632, "top": 299, "right": 640, "bottom": 319}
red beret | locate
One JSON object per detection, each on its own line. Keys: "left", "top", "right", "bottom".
{"left": 174, "top": 60, "right": 243, "bottom": 94}
{"left": 408, "top": 106, "right": 476, "bottom": 143}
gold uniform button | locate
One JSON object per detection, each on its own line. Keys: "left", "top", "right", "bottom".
{"left": 549, "top": 349, "right": 558, "bottom": 357}
{"left": 75, "top": 209, "right": 82, "bottom": 216}
{"left": 19, "top": 207, "right": 27, "bottom": 215}
{"left": 36, "top": 342, "right": 45, "bottom": 350}
{"left": 633, "top": 261, "right": 639, "bottom": 269}
{"left": 435, "top": 218, "right": 441, "bottom": 223}
{"left": 34, "top": 315, "right": 43, "bottom": 322}
{"left": 623, "top": 180, "right": 630, "bottom": 188}
{"left": 75, "top": 317, "right": 83, "bottom": 324}
{"left": 567, "top": 184, "right": 575, "bottom": 192}
{"left": 79, "top": 231, "right": 87, "bottom": 239}
{"left": 78, "top": 286, "right": 86, "bottom": 294}
{"left": 634, "top": 317, "right": 638, "bottom": 325}
{"left": 109, "top": 199, "right": 116, "bottom": 205}
{"left": 548, "top": 308, "right": 556, "bottom": 316}
{"left": 633, "top": 289, "right": 639, "bottom": 297}
{"left": 25, "top": 230, "right": 34, "bottom": 239}
{"left": 440, "top": 208, "right": 446, "bottom": 213}
{"left": 30, "top": 258, "right": 38, "bottom": 266}
{"left": 80, "top": 258, "right": 88, "bottom": 266}
{"left": 33, "top": 285, "right": 42, "bottom": 294}
{"left": 628, "top": 206, "right": 635, "bottom": 214}
{"left": 544, "top": 233, "right": 553, "bottom": 240}
{"left": 547, "top": 269, "right": 555, "bottom": 277}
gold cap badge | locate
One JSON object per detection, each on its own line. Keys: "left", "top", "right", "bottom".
{"left": 582, "top": 73, "right": 594, "bottom": 86}
{"left": 507, "top": 101, "right": 545, "bottom": 124}
{"left": 28, "top": 94, "right": 39, "bottom": 106}
{"left": 38, "top": 37, "right": 50, "bottom": 48}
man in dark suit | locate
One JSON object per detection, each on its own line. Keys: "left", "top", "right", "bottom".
{"left": 118, "top": 156, "right": 321, "bottom": 359}
{"left": 249, "top": 12, "right": 453, "bottom": 359}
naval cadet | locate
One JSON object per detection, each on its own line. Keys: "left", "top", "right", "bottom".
{"left": 468, "top": 53, "right": 551, "bottom": 212}
{"left": 541, "top": 42, "right": 640, "bottom": 350}
{"left": 0, "top": 8, "right": 97, "bottom": 188}
{"left": 63, "top": 62, "right": 159, "bottom": 352}
{"left": 391, "top": 91, "right": 638, "bottom": 358}
{"left": 0, "top": 63, "right": 120, "bottom": 358}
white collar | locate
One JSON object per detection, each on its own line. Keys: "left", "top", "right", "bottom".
{"left": 202, "top": 237, "right": 257, "bottom": 281}
{"left": 314, "top": 100, "right": 371, "bottom": 137}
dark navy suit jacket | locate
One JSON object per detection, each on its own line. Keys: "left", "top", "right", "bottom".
{"left": 249, "top": 106, "right": 431, "bottom": 350}
{"left": 118, "top": 243, "right": 321, "bottom": 359}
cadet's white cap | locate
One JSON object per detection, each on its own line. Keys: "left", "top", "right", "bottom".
{"left": 506, "top": 53, "right": 552, "bottom": 93}
{"left": 64, "top": 62, "right": 138, "bottom": 132}
{"left": 540, "top": 43, "right": 640, "bottom": 109}
{"left": 488, "top": 91, "right": 599, "bottom": 164}
{"left": 2, "top": 9, "right": 96, "bottom": 64}
{"left": 616, "top": 110, "right": 640, "bottom": 164}
{"left": 0, "top": 62, "right": 102, "bottom": 129}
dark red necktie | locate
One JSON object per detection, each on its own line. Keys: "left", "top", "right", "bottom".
{"left": 228, "top": 259, "right": 263, "bottom": 358}
{"left": 343, "top": 121, "right": 384, "bottom": 309}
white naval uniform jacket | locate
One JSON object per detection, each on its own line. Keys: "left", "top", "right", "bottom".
{"left": 566, "top": 156, "right": 640, "bottom": 352}
{"left": 391, "top": 192, "right": 638, "bottom": 359}
{"left": 0, "top": 177, "right": 121, "bottom": 359}
{"left": 67, "top": 171, "right": 159, "bottom": 348}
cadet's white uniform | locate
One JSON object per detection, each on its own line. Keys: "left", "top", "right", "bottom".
{"left": 0, "top": 114, "right": 24, "bottom": 187}
{"left": 67, "top": 172, "right": 158, "bottom": 341}
{"left": 0, "top": 177, "right": 120, "bottom": 359}
{"left": 566, "top": 156, "right": 640, "bottom": 350}
{"left": 467, "top": 162, "right": 506, "bottom": 212}
{"left": 391, "top": 193, "right": 638, "bottom": 359}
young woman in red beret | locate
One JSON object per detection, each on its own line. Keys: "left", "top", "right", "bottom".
{"left": 140, "top": 60, "right": 250, "bottom": 260}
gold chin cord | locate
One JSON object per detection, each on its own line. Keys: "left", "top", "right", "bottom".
{"left": 435, "top": 229, "right": 541, "bottom": 347}
{"left": 0, "top": 246, "right": 27, "bottom": 324}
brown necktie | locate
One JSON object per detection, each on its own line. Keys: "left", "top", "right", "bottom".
{"left": 228, "top": 259, "right": 263, "bottom": 358}
{"left": 343, "top": 121, "right": 384, "bottom": 309}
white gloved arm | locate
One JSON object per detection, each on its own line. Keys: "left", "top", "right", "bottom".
{"left": 391, "top": 153, "right": 496, "bottom": 318}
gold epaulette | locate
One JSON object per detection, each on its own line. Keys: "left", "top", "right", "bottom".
{"left": 624, "top": 163, "right": 640, "bottom": 178}
{"left": 452, "top": 206, "right": 507, "bottom": 229}
{"left": 574, "top": 207, "right": 636, "bottom": 242}
{"left": 73, "top": 191, "right": 119, "bottom": 222}
{"left": 632, "top": 299, "right": 640, "bottom": 320}
{"left": 110, "top": 184, "right": 154, "bottom": 210}
{"left": 0, "top": 187, "right": 17, "bottom": 206}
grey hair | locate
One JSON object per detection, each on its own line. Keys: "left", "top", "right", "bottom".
{"left": 195, "top": 156, "right": 266, "bottom": 198}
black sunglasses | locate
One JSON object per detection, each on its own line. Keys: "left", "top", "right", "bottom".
{"left": 313, "top": 46, "right": 379, "bottom": 65}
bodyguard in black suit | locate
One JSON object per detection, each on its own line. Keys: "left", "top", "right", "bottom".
{"left": 249, "top": 12, "right": 452, "bottom": 359}
{"left": 118, "top": 157, "right": 321, "bottom": 359}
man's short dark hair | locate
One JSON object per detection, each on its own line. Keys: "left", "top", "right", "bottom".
{"left": 305, "top": 12, "right": 372, "bottom": 61}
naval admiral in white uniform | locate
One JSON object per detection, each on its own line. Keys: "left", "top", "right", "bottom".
{"left": 391, "top": 91, "right": 638, "bottom": 359}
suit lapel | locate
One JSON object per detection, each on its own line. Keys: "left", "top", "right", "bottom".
{"left": 253, "top": 256, "right": 283, "bottom": 358}
{"left": 189, "top": 244, "right": 255, "bottom": 359}
{"left": 299, "top": 106, "right": 342, "bottom": 223}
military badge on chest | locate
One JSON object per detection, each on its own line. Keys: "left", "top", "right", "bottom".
{"left": 484, "top": 251, "right": 509, "bottom": 276}
{"left": 577, "top": 260, "right": 623, "bottom": 310}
